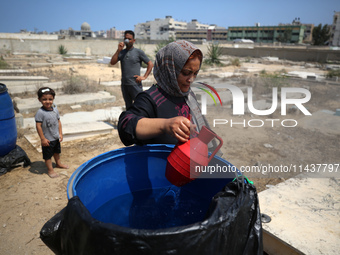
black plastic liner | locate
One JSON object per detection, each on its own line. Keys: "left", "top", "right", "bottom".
{"left": 40, "top": 178, "right": 263, "bottom": 255}
{"left": 0, "top": 145, "right": 31, "bottom": 176}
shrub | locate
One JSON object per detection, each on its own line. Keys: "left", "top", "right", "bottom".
{"left": 58, "top": 45, "right": 68, "bottom": 55}
{"left": 63, "top": 74, "right": 98, "bottom": 94}
{"left": 326, "top": 69, "right": 340, "bottom": 78}
{"left": 230, "top": 58, "right": 240, "bottom": 67}
{"left": 259, "top": 71, "right": 289, "bottom": 91}
{"left": 0, "top": 56, "right": 10, "bottom": 69}
{"left": 204, "top": 43, "right": 222, "bottom": 65}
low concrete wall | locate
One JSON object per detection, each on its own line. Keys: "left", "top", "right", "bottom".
{"left": 1, "top": 37, "right": 338, "bottom": 63}
{"left": 0, "top": 39, "right": 121, "bottom": 56}
{"left": 0, "top": 38, "right": 208, "bottom": 60}
{"left": 221, "top": 46, "right": 340, "bottom": 62}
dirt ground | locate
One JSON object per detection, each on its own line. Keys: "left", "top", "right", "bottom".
{"left": 0, "top": 56, "right": 339, "bottom": 254}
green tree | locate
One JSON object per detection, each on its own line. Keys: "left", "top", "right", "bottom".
{"left": 312, "top": 24, "right": 330, "bottom": 45}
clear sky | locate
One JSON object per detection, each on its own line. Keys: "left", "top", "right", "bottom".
{"left": 1, "top": 0, "right": 340, "bottom": 33}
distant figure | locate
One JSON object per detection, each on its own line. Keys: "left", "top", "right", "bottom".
{"left": 110, "top": 30, "right": 153, "bottom": 109}
{"left": 35, "top": 87, "right": 68, "bottom": 178}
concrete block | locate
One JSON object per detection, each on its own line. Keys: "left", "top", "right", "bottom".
{"left": 0, "top": 69, "right": 28, "bottom": 74}
{"left": 63, "top": 56, "right": 93, "bottom": 62}
{"left": 285, "top": 71, "right": 318, "bottom": 79}
{"left": 24, "top": 121, "right": 114, "bottom": 152}
{"left": 16, "top": 92, "right": 116, "bottom": 114}
{"left": 0, "top": 76, "right": 49, "bottom": 86}
{"left": 103, "top": 57, "right": 111, "bottom": 64}
{"left": 262, "top": 56, "right": 279, "bottom": 61}
{"left": 85, "top": 47, "right": 91, "bottom": 56}
{"left": 28, "top": 62, "right": 53, "bottom": 67}
{"left": 15, "top": 113, "right": 24, "bottom": 128}
{"left": 70, "top": 105, "right": 82, "bottom": 110}
{"left": 7, "top": 81, "right": 64, "bottom": 96}
{"left": 298, "top": 110, "right": 340, "bottom": 136}
{"left": 259, "top": 173, "right": 340, "bottom": 255}
{"left": 100, "top": 81, "right": 121, "bottom": 86}
{"left": 97, "top": 57, "right": 111, "bottom": 64}
{"left": 335, "top": 109, "right": 340, "bottom": 116}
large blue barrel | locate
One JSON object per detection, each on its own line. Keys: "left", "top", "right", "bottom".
{"left": 67, "top": 144, "right": 238, "bottom": 229}
{"left": 41, "top": 145, "right": 262, "bottom": 254}
{"left": 0, "top": 83, "right": 17, "bottom": 157}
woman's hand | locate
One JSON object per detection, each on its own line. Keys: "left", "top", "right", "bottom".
{"left": 165, "top": 116, "right": 191, "bottom": 143}
{"left": 136, "top": 116, "right": 194, "bottom": 143}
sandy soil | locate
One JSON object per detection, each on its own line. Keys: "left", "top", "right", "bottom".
{"left": 0, "top": 56, "right": 339, "bottom": 254}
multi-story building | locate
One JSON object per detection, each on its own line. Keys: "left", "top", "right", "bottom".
{"left": 94, "top": 30, "right": 107, "bottom": 38}
{"left": 106, "top": 27, "right": 124, "bottom": 39}
{"left": 187, "top": 19, "right": 210, "bottom": 30}
{"left": 302, "top": 24, "right": 314, "bottom": 43}
{"left": 57, "top": 22, "right": 94, "bottom": 39}
{"left": 134, "top": 21, "right": 150, "bottom": 40}
{"left": 330, "top": 11, "right": 340, "bottom": 46}
{"left": 176, "top": 25, "right": 228, "bottom": 42}
{"left": 135, "top": 17, "right": 227, "bottom": 42}
{"left": 135, "top": 16, "right": 187, "bottom": 40}
{"left": 227, "top": 24, "right": 306, "bottom": 44}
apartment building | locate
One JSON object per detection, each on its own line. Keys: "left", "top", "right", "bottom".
{"left": 135, "top": 16, "right": 187, "bottom": 40}
{"left": 331, "top": 11, "right": 340, "bottom": 46}
{"left": 134, "top": 16, "right": 228, "bottom": 42}
{"left": 106, "top": 27, "right": 124, "bottom": 39}
{"left": 176, "top": 25, "right": 228, "bottom": 42}
{"left": 227, "top": 25, "right": 306, "bottom": 44}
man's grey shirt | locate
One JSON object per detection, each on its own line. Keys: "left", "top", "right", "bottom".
{"left": 118, "top": 47, "right": 150, "bottom": 86}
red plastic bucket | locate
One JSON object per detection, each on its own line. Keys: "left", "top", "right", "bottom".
{"left": 165, "top": 143, "right": 201, "bottom": 187}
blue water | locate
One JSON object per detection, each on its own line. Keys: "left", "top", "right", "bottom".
{"left": 92, "top": 187, "right": 211, "bottom": 229}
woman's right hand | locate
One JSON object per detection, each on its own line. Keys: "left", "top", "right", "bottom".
{"left": 165, "top": 116, "right": 191, "bottom": 143}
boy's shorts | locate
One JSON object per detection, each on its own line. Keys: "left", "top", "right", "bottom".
{"left": 42, "top": 140, "right": 61, "bottom": 160}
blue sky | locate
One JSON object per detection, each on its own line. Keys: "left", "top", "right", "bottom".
{"left": 1, "top": 0, "right": 339, "bottom": 33}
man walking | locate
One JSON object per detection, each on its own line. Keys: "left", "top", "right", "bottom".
{"left": 111, "top": 30, "right": 153, "bottom": 109}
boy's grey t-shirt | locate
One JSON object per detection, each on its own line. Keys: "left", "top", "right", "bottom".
{"left": 35, "top": 106, "right": 60, "bottom": 141}
{"left": 118, "top": 47, "right": 150, "bottom": 86}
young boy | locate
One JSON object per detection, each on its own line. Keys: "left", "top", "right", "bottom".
{"left": 35, "top": 87, "right": 68, "bottom": 178}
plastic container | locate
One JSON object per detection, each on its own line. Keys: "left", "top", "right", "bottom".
{"left": 0, "top": 83, "right": 17, "bottom": 157}
{"left": 42, "top": 145, "right": 263, "bottom": 254}
{"left": 67, "top": 144, "right": 238, "bottom": 229}
{"left": 166, "top": 126, "right": 223, "bottom": 186}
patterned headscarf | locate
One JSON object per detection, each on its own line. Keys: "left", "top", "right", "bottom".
{"left": 153, "top": 40, "right": 207, "bottom": 130}
{"left": 153, "top": 40, "right": 221, "bottom": 154}
{"left": 153, "top": 40, "right": 200, "bottom": 97}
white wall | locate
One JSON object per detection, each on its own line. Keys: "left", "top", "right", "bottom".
{"left": 0, "top": 33, "right": 58, "bottom": 40}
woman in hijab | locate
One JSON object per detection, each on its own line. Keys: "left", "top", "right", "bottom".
{"left": 118, "top": 40, "right": 209, "bottom": 146}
